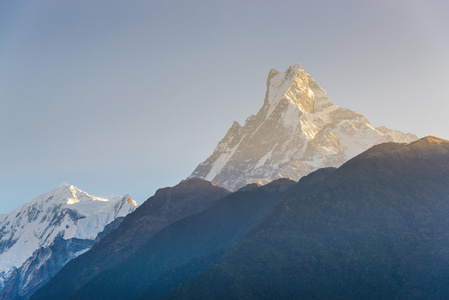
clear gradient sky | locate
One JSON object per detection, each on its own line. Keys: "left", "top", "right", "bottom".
{"left": 1, "top": 1, "right": 448, "bottom": 213}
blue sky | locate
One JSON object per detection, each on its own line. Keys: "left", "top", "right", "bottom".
{"left": 1, "top": 1, "right": 448, "bottom": 213}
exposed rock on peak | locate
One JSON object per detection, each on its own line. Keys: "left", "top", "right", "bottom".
{"left": 190, "top": 63, "right": 418, "bottom": 190}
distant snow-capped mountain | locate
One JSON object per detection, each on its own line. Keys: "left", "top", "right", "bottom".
{"left": 190, "top": 64, "right": 418, "bottom": 190}
{"left": 0, "top": 185, "right": 137, "bottom": 299}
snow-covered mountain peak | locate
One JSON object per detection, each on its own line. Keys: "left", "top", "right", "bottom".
{"left": 265, "top": 64, "right": 312, "bottom": 116}
{"left": 190, "top": 63, "right": 418, "bottom": 190}
{"left": 0, "top": 186, "right": 137, "bottom": 276}
{"left": 262, "top": 63, "right": 336, "bottom": 132}
{"left": 28, "top": 185, "right": 108, "bottom": 208}
{"left": 67, "top": 185, "right": 108, "bottom": 204}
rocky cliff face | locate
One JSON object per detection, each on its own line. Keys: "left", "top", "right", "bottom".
{"left": 0, "top": 185, "right": 137, "bottom": 299}
{"left": 190, "top": 64, "right": 418, "bottom": 190}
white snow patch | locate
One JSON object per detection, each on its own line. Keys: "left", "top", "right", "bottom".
{"left": 205, "top": 143, "right": 239, "bottom": 182}
{"left": 255, "top": 151, "right": 272, "bottom": 169}
{"left": 282, "top": 101, "right": 302, "bottom": 129}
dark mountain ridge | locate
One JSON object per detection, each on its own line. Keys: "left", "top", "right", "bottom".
{"left": 32, "top": 178, "right": 302, "bottom": 299}
{"left": 32, "top": 169, "right": 339, "bottom": 299}
{"left": 30, "top": 178, "right": 230, "bottom": 300}
{"left": 166, "top": 136, "right": 449, "bottom": 299}
{"left": 32, "top": 136, "right": 449, "bottom": 299}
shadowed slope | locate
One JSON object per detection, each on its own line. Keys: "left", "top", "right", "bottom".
{"left": 167, "top": 137, "right": 449, "bottom": 299}
{"left": 30, "top": 178, "right": 230, "bottom": 300}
